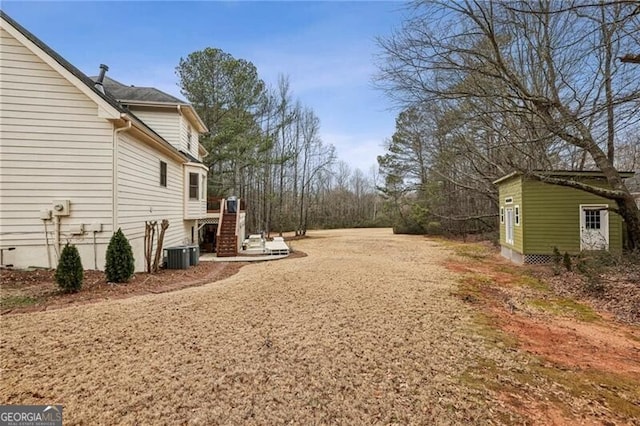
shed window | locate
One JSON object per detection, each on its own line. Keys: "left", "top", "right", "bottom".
{"left": 515, "top": 205, "right": 520, "bottom": 226}
{"left": 500, "top": 207, "right": 504, "bottom": 224}
{"left": 189, "top": 173, "right": 199, "bottom": 200}
{"left": 584, "top": 209, "right": 601, "bottom": 230}
{"left": 160, "top": 161, "right": 167, "bottom": 187}
{"left": 505, "top": 197, "right": 513, "bottom": 204}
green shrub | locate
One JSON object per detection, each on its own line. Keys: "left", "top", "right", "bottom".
{"left": 105, "top": 228, "right": 135, "bottom": 283}
{"left": 426, "top": 221, "right": 443, "bottom": 235}
{"left": 563, "top": 252, "right": 572, "bottom": 272}
{"left": 55, "top": 243, "right": 83, "bottom": 293}
{"left": 575, "top": 251, "right": 607, "bottom": 295}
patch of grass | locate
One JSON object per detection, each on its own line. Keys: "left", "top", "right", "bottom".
{"left": 517, "top": 363, "right": 640, "bottom": 420}
{"left": 453, "top": 244, "right": 491, "bottom": 260}
{"left": 454, "top": 274, "right": 494, "bottom": 304}
{"left": 528, "top": 298, "right": 600, "bottom": 322}
{"left": 472, "top": 312, "right": 519, "bottom": 348}
{"left": 0, "top": 295, "right": 39, "bottom": 310}
{"left": 514, "top": 275, "right": 551, "bottom": 293}
{"left": 463, "top": 274, "right": 494, "bottom": 286}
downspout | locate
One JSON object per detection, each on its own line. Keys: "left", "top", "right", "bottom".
{"left": 54, "top": 215, "right": 61, "bottom": 261}
{"left": 43, "top": 218, "right": 52, "bottom": 268}
{"left": 113, "top": 115, "right": 132, "bottom": 233}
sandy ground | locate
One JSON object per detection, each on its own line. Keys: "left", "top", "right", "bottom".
{"left": 1, "top": 228, "right": 523, "bottom": 424}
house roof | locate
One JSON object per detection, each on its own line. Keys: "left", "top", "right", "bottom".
{"left": 93, "top": 76, "right": 209, "bottom": 134}
{"left": 98, "top": 76, "right": 186, "bottom": 104}
{"left": 180, "top": 150, "right": 203, "bottom": 165}
{"left": 493, "top": 170, "right": 636, "bottom": 185}
{"left": 0, "top": 11, "right": 192, "bottom": 163}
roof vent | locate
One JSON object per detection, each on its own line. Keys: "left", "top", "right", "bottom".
{"left": 94, "top": 64, "right": 109, "bottom": 94}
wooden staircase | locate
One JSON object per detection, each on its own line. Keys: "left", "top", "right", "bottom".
{"left": 216, "top": 212, "right": 238, "bottom": 257}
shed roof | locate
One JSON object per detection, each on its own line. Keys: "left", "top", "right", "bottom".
{"left": 493, "top": 170, "right": 635, "bottom": 185}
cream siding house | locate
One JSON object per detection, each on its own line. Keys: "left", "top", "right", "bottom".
{"left": 0, "top": 12, "right": 209, "bottom": 272}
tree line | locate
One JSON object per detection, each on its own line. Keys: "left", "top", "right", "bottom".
{"left": 375, "top": 0, "right": 640, "bottom": 248}
{"left": 176, "top": 48, "right": 385, "bottom": 235}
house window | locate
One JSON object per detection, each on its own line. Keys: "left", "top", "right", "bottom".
{"left": 160, "top": 161, "right": 167, "bottom": 187}
{"left": 187, "top": 127, "right": 192, "bottom": 152}
{"left": 515, "top": 205, "right": 520, "bottom": 226}
{"left": 189, "top": 173, "right": 199, "bottom": 200}
{"left": 584, "top": 209, "right": 601, "bottom": 230}
{"left": 500, "top": 207, "right": 504, "bottom": 224}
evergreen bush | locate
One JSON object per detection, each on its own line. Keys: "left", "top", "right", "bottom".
{"left": 105, "top": 228, "right": 135, "bottom": 283}
{"left": 55, "top": 243, "right": 83, "bottom": 293}
{"left": 563, "top": 252, "right": 572, "bottom": 272}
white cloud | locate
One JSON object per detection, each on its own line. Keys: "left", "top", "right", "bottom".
{"left": 321, "top": 131, "right": 387, "bottom": 173}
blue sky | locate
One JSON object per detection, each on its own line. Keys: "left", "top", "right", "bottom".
{"left": 2, "top": 1, "right": 407, "bottom": 173}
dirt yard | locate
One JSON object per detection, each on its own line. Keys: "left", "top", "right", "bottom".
{"left": 1, "top": 228, "right": 639, "bottom": 425}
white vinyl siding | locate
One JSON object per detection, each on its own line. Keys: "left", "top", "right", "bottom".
{"left": 129, "top": 108, "right": 181, "bottom": 150}
{"left": 117, "top": 132, "right": 187, "bottom": 271}
{"left": 183, "top": 165, "right": 207, "bottom": 219}
{"left": 0, "top": 22, "right": 207, "bottom": 271}
{"left": 0, "top": 27, "right": 114, "bottom": 269}
{"left": 180, "top": 115, "right": 193, "bottom": 156}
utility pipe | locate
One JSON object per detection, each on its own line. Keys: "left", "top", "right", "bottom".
{"left": 112, "top": 115, "right": 132, "bottom": 233}
{"left": 54, "top": 215, "right": 61, "bottom": 262}
{"left": 93, "top": 231, "right": 98, "bottom": 270}
{"left": 43, "top": 219, "right": 52, "bottom": 269}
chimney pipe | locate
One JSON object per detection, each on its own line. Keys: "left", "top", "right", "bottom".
{"left": 95, "top": 64, "right": 109, "bottom": 94}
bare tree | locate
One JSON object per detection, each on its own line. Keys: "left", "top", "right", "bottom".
{"left": 377, "top": 0, "right": 640, "bottom": 248}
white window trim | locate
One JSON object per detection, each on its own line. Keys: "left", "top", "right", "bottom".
{"left": 188, "top": 172, "right": 199, "bottom": 200}
{"left": 505, "top": 196, "right": 514, "bottom": 204}
{"left": 515, "top": 205, "right": 520, "bottom": 226}
{"left": 500, "top": 207, "right": 504, "bottom": 224}
{"left": 159, "top": 160, "right": 167, "bottom": 187}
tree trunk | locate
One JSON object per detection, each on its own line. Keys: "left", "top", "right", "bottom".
{"left": 152, "top": 219, "right": 169, "bottom": 273}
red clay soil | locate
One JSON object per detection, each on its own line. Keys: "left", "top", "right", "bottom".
{"left": 445, "top": 255, "right": 640, "bottom": 380}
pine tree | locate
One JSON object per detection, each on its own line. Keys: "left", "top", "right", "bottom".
{"left": 105, "top": 228, "right": 135, "bottom": 283}
{"left": 55, "top": 243, "right": 83, "bottom": 293}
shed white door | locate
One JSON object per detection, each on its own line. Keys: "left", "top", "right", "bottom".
{"left": 505, "top": 208, "right": 514, "bottom": 245}
{"left": 580, "top": 205, "right": 609, "bottom": 250}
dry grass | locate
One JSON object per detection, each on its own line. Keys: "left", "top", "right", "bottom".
{"left": 1, "top": 229, "right": 522, "bottom": 424}
{"left": 4, "top": 229, "right": 638, "bottom": 425}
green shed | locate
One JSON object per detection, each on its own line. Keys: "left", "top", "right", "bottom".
{"left": 493, "top": 171, "right": 635, "bottom": 264}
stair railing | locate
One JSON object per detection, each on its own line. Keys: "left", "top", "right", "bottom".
{"left": 234, "top": 198, "right": 241, "bottom": 252}
{"left": 216, "top": 198, "right": 227, "bottom": 252}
